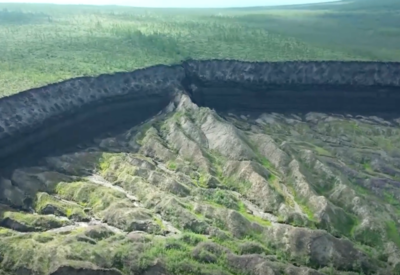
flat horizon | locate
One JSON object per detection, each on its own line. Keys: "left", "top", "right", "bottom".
{"left": 0, "top": 0, "right": 341, "bottom": 8}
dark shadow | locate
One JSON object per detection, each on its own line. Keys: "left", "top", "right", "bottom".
{"left": 0, "top": 93, "right": 171, "bottom": 175}
{"left": 190, "top": 85, "right": 400, "bottom": 118}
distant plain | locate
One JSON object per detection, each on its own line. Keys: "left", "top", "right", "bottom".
{"left": 1, "top": 0, "right": 399, "bottom": 96}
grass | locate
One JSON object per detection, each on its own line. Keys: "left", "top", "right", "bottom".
{"left": 298, "top": 202, "right": 317, "bottom": 222}
{"left": 383, "top": 191, "right": 400, "bottom": 206}
{"left": 260, "top": 157, "right": 277, "bottom": 180}
{"left": 55, "top": 180, "right": 126, "bottom": 211}
{"left": 382, "top": 191, "right": 400, "bottom": 216}
{"left": 166, "top": 161, "right": 177, "bottom": 171}
{"left": 222, "top": 178, "right": 252, "bottom": 194}
{"left": 153, "top": 217, "right": 166, "bottom": 230}
{"left": 353, "top": 184, "right": 370, "bottom": 197}
{"left": 1, "top": 1, "right": 400, "bottom": 96}
{"left": 286, "top": 182, "right": 317, "bottom": 223}
{"left": 314, "top": 146, "right": 333, "bottom": 157}
{"left": 34, "top": 192, "right": 88, "bottom": 221}
{"left": 98, "top": 153, "right": 114, "bottom": 173}
{"left": 385, "top": 220, "right": 400, "bottom": 248}
{"left": 134, "top": 234, "right": 233, "bottom": 275}
{"left": 135, "top": 123, "right": 153, "bottom": 145}
{"left": 238, "top": 202, "right": 272, "bottom": 227}
{"left": 354, "top": 227, "right": 384, "bottom": 248}
{"left": 1, "top": 209, "right": 70, "bottom": 231}
{"left": 203, "top": 189, "right": 239, "bottom": 210}
{"left": 363, "top": 162, "right": 374, "bottom": 174}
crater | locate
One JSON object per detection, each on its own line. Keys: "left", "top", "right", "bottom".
{"left": 0, "top": 59, "right": 399, "bottom": 170}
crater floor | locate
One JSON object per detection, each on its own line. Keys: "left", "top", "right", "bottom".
{"left": 1, "top": 94, "right": 400, "bottom": 275}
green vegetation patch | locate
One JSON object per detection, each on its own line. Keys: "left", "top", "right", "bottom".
{"left": 55, "top": 181, "right": 127, "bottom": 212}
{"left": 97, "top": 152, "right": 130, "bottom": 175}
{"left": 298, "top": 202, "right": 317, "bottom": 223}
{"left": 287, "top": 184, "right": 317, "bottom": 224}
{"left": 202, "top": 189, "right": 239, "bottom": 210}
{"left": 120, "top": 232, "right": 230, "bottom": 274}
{"left": 384, "top": 191, "right": 400, "bottom": 207}
{"left": 1, "top": 210, "right": 70, "bottom": 232}
{"left": 363, "top": 162, "right": 374, "bottom": 174}
{"left": 135, "top": 123, "right": 154, "bottom": 146}
{"left": 314, "top": 146, "right": 333, "bottom": 157}
{"left": 0, "top": 227, "right": 128, "bottom": 274}
{"left": 166, "top": 161, "right": 177, "bottom": 171}
{"left": 354, "top": 227, "right": 384, "bottom": 248}
{"left": 0, "top": 227, "right": 15, "bottom": 237}
{"left": 385, "top": 220, "right": 400, "bottom": 248}
{"left": 221, "top": 178, "right": 252, "bottom": 194}
{"left": 34, "top": 192, "right": 89, "bottom": 221}
{"left": 238, "top": 202, "right": 271, "bottom": 227}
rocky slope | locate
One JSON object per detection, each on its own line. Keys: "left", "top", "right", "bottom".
{"left": 1, "top": 92, "right": 400, "bottom": 275}
{"left": 1, "top": 60, "right": 400, "bottom": 275}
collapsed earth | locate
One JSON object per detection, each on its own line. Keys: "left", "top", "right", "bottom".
{"left": 1, "top": 0, "right": 400, "bottom": 274}
{"left": 0, "top": 59, "right": 400, "bottom": 275}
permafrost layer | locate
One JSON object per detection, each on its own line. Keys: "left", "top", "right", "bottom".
{"left": 1, "top": 59, "right": 400, "bottom": 167}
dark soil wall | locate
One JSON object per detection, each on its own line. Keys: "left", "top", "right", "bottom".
{"left": 183, "top": 60, "right": 400, "bottom": 114}
{"left": 1, "top": 59, "right": 399, "bottom": 167}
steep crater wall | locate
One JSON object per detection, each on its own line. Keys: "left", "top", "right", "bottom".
{"left": 0, "top": 65, "right": 185, "bottom": 169}
{"left": 1, "top": 59, "right": 400, "bottom": 168}
{"left": 183, "top": 60, "right": 400, "bottom": 113}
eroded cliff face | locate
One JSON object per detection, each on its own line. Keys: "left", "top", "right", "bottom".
{"left": 1, "top": 60, "right": 400, "bottom": 275}
{"left": 183, "top": 60, "right": 400, "bottom": 114}
{"left": 0, "top": 65, "right": 185, "bottom": 168}
{"left": 184, "top": 60, "right": 400, "bottom": 87}
{"left": 1, "top": 60, "right": 400, "bottom": 167}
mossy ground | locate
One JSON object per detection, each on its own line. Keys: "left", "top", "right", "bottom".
{"left": 0, "top": 207, "right": 71, "bottom": 232}
{"left": 34, "top": 192, "right": 89, "bottom": 221}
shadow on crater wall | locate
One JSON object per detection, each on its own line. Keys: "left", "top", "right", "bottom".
{"left": 183, "top": 59, "right": 400, "bottom": 115}
{"left": 1, "top": 59, "right": 400, "bottom": 170}
{"left": 189, "top": 86, "right": 400, "bottom": 115}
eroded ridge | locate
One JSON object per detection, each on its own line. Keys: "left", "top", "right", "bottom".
{"left": 1, "top": 94, "right": 400, "bottom": 275}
